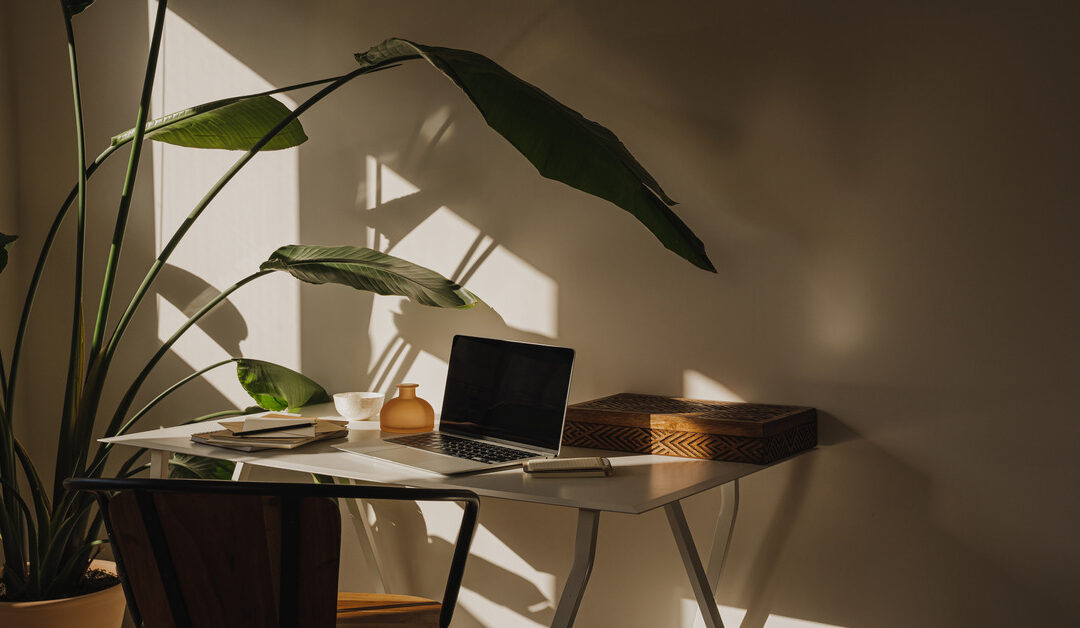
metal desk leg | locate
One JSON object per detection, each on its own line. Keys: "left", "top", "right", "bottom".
{"left": 551, "top": 508, "right": 601, "bottom": 628}
{"left": 344, "top": 479, "right": 391, "bottom": 594}
{"left": 149, "top": 449, "right": 168, "bottom": 479}
{"left": 667, "top": 501, "right": 724, "bottom": 628}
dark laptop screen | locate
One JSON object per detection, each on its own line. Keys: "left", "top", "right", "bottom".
{"left": 438, "top": 335, "right": 575, "bottom": 452}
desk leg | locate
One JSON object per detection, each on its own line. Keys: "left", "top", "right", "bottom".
{"left": 149, "top": 449, "right": 168, "bottom": 479}
{"left": 230, "top": 462, "right": 252, "bottom": 481}
{"left": 551, "top": 508, "right": 600, "bottom": 628}
{"left": 667, "top": 501, "right": 724, "bottom": 628}
{"left": 704, "top": 481, "right": 739, "bottom": 593}
{"left": 344, "top": 480, "right": 391, "bottom": 594}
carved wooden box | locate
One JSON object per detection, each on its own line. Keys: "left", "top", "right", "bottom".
{"left": 562, "top": 393, "right": 817, "bottom": 464}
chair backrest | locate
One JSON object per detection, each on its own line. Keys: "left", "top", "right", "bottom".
{"left": 106, "top": 490, "right": 336, "bottom": 626}
{"left": 108, "top": 490, "right": 339, "bottom": 628}
{"left": 67, "top": 477, "right": 480, "bottom": 628}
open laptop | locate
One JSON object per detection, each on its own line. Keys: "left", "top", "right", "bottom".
{"left": 334, "top": 335, "right": 575, "bottom": 475}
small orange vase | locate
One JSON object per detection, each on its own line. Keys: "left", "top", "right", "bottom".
{"left": 379, "top": 383, "right": 435, "bottom": 433}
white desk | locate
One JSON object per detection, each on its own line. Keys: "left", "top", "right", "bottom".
{"left": 102, "top": 403, "right": 788, "bottom": 627}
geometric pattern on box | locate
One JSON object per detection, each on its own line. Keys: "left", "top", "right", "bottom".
{"left": 563, "top": 421, "right": 817, "bottom": 464}
{"left": 562, "top": 393, "right": 817, "bottom": 464}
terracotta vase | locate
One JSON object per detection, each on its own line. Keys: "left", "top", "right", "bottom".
{"left": 380, "top": 383, "right": 435, "bottom": 433}
{"left": 0, "top": 559, "right": 126, "bottom": 628}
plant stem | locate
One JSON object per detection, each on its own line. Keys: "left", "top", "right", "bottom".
{"left": 116, "top": 358, "right": 237, "bottom": 442}
{"left": 64, "top": 0, "right": 168, "bottom": 492}
{"left": 56, "top": 7, "right": 88, "bottom": 516}
{"left": 3, "top": 147, "right": 117, "bottom": 419}
{"left": 101, "top": 67, "right": 368, "bottom": 369}
{"left": 85, "top": 270, "right": 270, "bottom": 477}
{"left": 88, "top": 0, "right": 168, "bottom": 355}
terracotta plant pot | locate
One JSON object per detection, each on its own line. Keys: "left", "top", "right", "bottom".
{"left": 0, "top": 560, "right": 126, "bottom": 628}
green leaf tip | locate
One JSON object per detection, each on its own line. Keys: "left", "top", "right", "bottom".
{"left": 0, "top": 231, "right": 17, "bottom": 275}
{"left": 63, "top": 0, "right": 94, "bottom": 16}
{"left": 111, "top": 95, "right": 308, "bottom": 151}
{"left": 353, "top": 38, "right": 715, "bottom": 272}
{"left": 235, "top": 358, "right": 330, "bottom": 412}
{"left": 261, "top": 244, "right": 478, "bottom": 309}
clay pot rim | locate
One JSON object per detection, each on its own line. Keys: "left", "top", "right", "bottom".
{"left": 0, "top": 560, "right": 121, "bottom": 609}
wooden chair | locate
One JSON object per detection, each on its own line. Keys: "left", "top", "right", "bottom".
{"left": 65, "top": 477, "right": 479, "bottom": 628}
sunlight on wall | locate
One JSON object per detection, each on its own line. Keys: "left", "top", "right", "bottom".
{"left": 420, "top": 501, "right": 556, "bottom": 626}
{"left": 150, "top": 5, "right": 300, "bottom": 404}
{"left": 384, "top": 203, "right": 558, "bottom": 338}
{"left": 683, "top": 369, "right": 744, "bottom": 402}
{"left": 156, "top": 297, "right": 249, "bottom": 408}
{"left": 681, "top": 601, "right": 848, "bottom": 628}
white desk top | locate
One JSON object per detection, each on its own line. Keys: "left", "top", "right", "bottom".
{"left": 102, "top": 403, "right": 780, "bottom": 514}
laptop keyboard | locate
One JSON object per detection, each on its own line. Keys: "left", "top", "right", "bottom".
{"left": 388, "top": 432, "right": 537, "bottom": 464}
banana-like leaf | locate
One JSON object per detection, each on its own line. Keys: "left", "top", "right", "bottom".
{"left": 110, "top": 95, "right": 307, "bottom": 151}
{"left": 261, "top": 245, "right": 477, "bottom": 309}
{"left": 355, "top": 38, "right": 715, "bottom": 272}
{"left": 0, "top": 232, "right": 15, "bottom": 274}
{"left": 63, "top": 0, "right": 94, "bottom": 16}
{"left": 168, "top": 454, "right": 235, "bottom": 480}
{"left": 236, "top": 358, "right": 330, "bottom": 412}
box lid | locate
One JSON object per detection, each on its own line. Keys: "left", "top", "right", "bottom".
{"left": 565, "top": 393, "right": 816, "bottom": 438}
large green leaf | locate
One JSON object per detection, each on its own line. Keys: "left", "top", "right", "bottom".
{"left": 235, "top": 359, "right": 330, "bottom": 412}
{"left": 110, "top": 95, "right": 307, "bottom": 151}
{"left": 355, "top": 38, "right": 715, "bottom": 272}
{"left": 0, "top": 232, "right": 15, "bottom": 275}
{"left": 261, "top": 245, "right": 478, "bottom": 309}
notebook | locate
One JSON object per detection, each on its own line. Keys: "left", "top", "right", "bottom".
{"left": 192, "top": 414, "right": 347, "bottom": 452}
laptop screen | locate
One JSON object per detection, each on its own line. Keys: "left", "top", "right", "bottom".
{"left": 438, "top": 335, "right": 575, "bottom": 453}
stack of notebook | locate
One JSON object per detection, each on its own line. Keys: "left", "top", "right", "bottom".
{"left": 191, "top": 414, "right": 348, "bottom": 452}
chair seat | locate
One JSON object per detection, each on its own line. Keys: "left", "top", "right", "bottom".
{"left": 336, "top": 592, "right": 442, "bottom": 627}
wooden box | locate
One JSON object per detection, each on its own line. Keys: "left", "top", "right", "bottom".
{"left": 562, "top": 393, "right": 817, "bottom": 464}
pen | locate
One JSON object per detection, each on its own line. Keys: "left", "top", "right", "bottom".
{"left": 232, "top": 421, "right": 316, "bottom": 437}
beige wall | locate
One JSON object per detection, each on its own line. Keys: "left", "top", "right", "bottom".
{"left": 5, "top": 1, "right": 1079, "bottom": 627}
{"left": 0, "top": 0, "right": 19, "bottom": 337}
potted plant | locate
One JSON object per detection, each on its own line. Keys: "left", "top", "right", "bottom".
{"left": 0, "top": 0, "right": 713, "bottom": 622}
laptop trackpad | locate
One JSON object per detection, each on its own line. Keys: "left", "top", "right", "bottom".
{"left": 365, "top": 444, "right": 480, "bottom": 475}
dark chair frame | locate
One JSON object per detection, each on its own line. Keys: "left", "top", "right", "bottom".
{"left": 65, "top": 477, "right": 480, "bottom": 628}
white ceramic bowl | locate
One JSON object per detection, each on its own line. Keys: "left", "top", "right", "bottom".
{"left": 333, "top": 392, "right": 385, "bottom": 420}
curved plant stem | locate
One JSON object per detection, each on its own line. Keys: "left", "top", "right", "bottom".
{"left": 102, "top": 67, "right": 370, "bottom": 369}
{"left": 86, "top": 270, "right": 270, "bottom": 475}
{"left": 4, "top": 146, "right": 118, "bottom": 419}
{"left": 65, "top": 0, "right": 169, "bottom": 490}
{"left": 117, "top": 358, "right": 238, "bottom": 439}
{"left": 55, "top": 7, "right": 88, "bottom": 508}
{"left": 88, "top": 0, "right": 168, "bottom": 356}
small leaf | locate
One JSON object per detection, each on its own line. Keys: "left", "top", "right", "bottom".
{"left": 355, "top": 38, "right": 714, "bottom": 272}
{"left": 236, "top": 358, "right": 330, "bottom": 412}
{"left": 261, "top": 245, "right": 477, "bottom": 309}
{"left": 0, "top": 232, "right": 16, "bottom": 275}
{"left": 63, "top": 0, "right": 94, "bottom": 16}
{"left": 111, "top": 95, "right": 307, "bottom": 151}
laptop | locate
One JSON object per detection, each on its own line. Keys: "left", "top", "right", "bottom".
{"left": 334, "top": 335, "right": 575, "bottom": 475}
